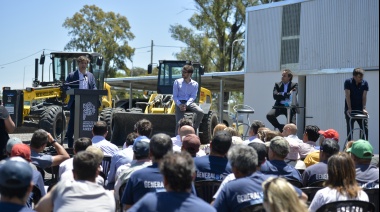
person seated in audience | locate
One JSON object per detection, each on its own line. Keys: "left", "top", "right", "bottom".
{"left": 5, "top": 137, "right": 22, "bottom": 157}
{"left": 0, "top": 157, "right": 35, "bottom": 212}
{"left": 30, "top": 129, "right": 70, "bottom": 169}
{"left": 257, "top": 127, "right": 271, "bottom": 142}
{"left": 213, "top": 123, "right": 227, "bottom": 138}
{"left": 263, "top": 130, "right": 282, "bottom": 143}
{"left": 128, "top": 152, "right": 216, "bottom": 212}
{"left": 91, "top": 121, "right": 119, "bottom": 157}
{"left": 10, "top": 145, "right": 46, "bottom": 209}
{"left": 309, "top": 152, "right": 369, "bottom": 212}
{"left": 299, "top": 125, "right": 320, "bottom": 159}
{"left": 243, "top": 120, "right": 265, "bottom": 144}
{"left": 59, "top": 138, "right": 104, "bottom": 186}
{"left": 171, "top": 118, "right": 193, "bottom": 147}
{"left": 284, "top": 137, "right": 306, "bottom": 171}
{"left": 224, "top": 127, "right": 244, "bottom": 146}
{"left": 121, "top": 133, "right": 173, "bottom": 210}
{"left": 304, "top": 128, "right": 339, "bottom": 167}
{"left": 260, "top": 136, "right": 302, "bottom": 182}
{"left": 302, "top": 139, "right": 339, "bottom": 187}
{"left": 194, "top": 131, "right": 232, "bottom": 181}
{"left": 181, "top": 134, "right": 204, "bottom": 157}
{"left": 114, "top": 136, "right": 152, "bottom": 202}
{"left": 346, "top": 139, "right": 379, "bottom": 188}
{"left": 212, "top": 142, "right": 268, "bottom": 203}
{"left": 282, "top": 123, "right": 303, "bottom": 144}
{"left": 262, "top": 177, "right": 308, "bottom": 212}
{"left": 35, "top": 151, "right": 115, "bottom": 212}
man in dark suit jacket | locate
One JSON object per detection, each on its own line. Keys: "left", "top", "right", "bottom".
{"left": 65, "top": 56, "right": 97, "bottom": 148}
{"left": 266, "top": 69, "right": 298, "bottom": 132}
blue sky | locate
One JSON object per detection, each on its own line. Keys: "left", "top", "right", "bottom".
{"left": 0, "top": 0, "right": 195, "bottom": 89}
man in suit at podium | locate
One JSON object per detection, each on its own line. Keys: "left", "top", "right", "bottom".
{"left": 266, "top": 69, "right": 298, "bottom": 132}
{"left": 65, "top": 56, "right": 97, "bottom": 148}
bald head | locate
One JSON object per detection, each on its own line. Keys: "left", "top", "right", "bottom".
{"left": 282, "top": 124, "right": 297, "bottom": 136}
{"left": 179, "top": 125, "right": 195, "bottom": 141}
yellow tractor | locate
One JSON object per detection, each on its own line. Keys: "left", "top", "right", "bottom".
{"left": 110, "top": 60, "right": 218, "bottom": 145}
{"left": 2, "top": 52, "right": 112, "bottom": 141}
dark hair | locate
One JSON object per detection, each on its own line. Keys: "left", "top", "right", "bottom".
{"left": 126, "top": 132, "right": 139, "bottom": 146}
{"left": 0, "top": 186, "right": 29, "bottom": 199}
{"left": 178, "top": 118, "right": 193, "bottom": 128}
{"left": 73, "top": 151, "right": 99, "bottom": 181}
{"left": 183, "top": 64, "right": 194, "bottom": 73}
{"left": 211, "top": 131, "right": 232, "bottom": 155}
{"left": 149, "top": 133, "right": 173, "bottom": 161}
{"left": 135, "top": 119, "right": 152, "bottom": 137}
{"left": 320, "top": 138, "right": 340, "bottom": 158}
{"left": 304, "top": 125, "right": 320, "bottom": 142}
{"left": 73, "top": 137, "right": 92, "bottom": 153}
{"left": 30, "top": 129, "right": 49, "bottom": 148}
{"left": 160, "top": 152, "right": 194, "bottom": 191}
{"left": 92, "top": 121, "right": 108, "bottom": 136}
{"left": 248, "top": 142, "right": 267, "bottom": 165}
{"left": 353, "top": 68, "right": 364, "bottom": 76}
{"left": 228, "top": 145, "right": 258, "bottom": 176}
{"left": 250, "top": 120, "right": 265, "bottom": 134}
{"left": 283, "top": 69, "right": 293, "bottom": 81}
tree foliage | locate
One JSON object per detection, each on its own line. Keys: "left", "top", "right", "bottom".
{"left": 170, "top": 0, "right": 259, "bottom": 72}
{"left": 63, "top": 5, "right": 135, "bottom": 77}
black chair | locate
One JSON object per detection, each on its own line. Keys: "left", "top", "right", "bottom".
{"left": 118, "top": 182, "right": 127, "bottom": 212}
{"left": 194, "top": 180, "right": 222, "bottom": 203}
{"left": 286, "top": 179, "right": 303, "bottom": 188}
{"left": 240, "top": 203, "right": 265, "bottom": 212}
{"left": 316, "top": 200, "right": 375, "bottom": 212}
{"left": 31, "top": 185, "right": 42, "bottom": 205}
{"left": 309, "top": 180, "right": 326, "bottom": 187}
{"left": 101, "top": 156, "right": 112, "bottom": 180}
{"left": 363, "top": 188, "right": 379, "bottom": 212}
{"left": 300, "top": 187, "right": 323, "bottom": 206}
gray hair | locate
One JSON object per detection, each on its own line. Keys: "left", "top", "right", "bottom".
{"left": 227, "top": 144, "right": 258, "bottom": 175}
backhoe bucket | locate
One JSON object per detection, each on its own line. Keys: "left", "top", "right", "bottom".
{"left": 111, "top": 111, "right": 176, "bottom": 146}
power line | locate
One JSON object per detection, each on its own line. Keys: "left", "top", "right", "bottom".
{"left": 0, "top": 48, "right": 66, "bottom": 67}
{"left": 154, "top": 45, "right": 187, "bottom": 48}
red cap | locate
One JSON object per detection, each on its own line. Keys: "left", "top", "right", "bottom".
{"left": 318, "top": 129, "right": 339, "bottom": 142}
{"left": 11, "top": 144, "right": 31, "bottom": 162}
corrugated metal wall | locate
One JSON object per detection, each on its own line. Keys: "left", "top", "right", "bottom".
{"left": 246, "top": 7, "right": 282, "bottom": 73}
{"left": 299, "top": 0, "right": 379, "bottom": 70}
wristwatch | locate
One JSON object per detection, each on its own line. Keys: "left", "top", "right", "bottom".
{"left": 51, "top": 139, "right": 57, "bottom": 144}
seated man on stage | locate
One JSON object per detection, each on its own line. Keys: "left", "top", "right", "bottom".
{"left": 266, "top": 69, "right": 298, "bottom": 132}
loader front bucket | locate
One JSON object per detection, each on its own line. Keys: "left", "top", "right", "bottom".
{"left": 110, "top": 111, "right": 176, "bottom": 146}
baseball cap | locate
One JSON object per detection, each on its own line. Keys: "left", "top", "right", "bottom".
{"left": 182, "top": 134, "right": 201, "bottom": 155}
{"left": 269, "top": 136, "right": 290, "bottom": 158}
{"left": 11, "top": 143, "right": 31, "bottom": 162}
{"left": 85, "top": 146, "right": 104, "bottom": 165}
{"left": 133, "top": 136, "right": 150, "bottom": 157}
{"left": 318, "top": 129, "right": 339, "bottom": 142}
{"left": 0, "top": 157, "right": 33, "bottom": 188}
{"left": 6, "top": 137, "right": 23, "bottom": 153}
{"left": 347, "top": 139, "right": 373, "bottom": 159}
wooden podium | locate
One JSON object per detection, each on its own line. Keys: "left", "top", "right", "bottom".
{"left": 66, "top": 89, "right": 107, "bottom": 141}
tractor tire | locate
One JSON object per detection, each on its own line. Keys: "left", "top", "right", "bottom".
{"left": 199, "top": 111, "right": 218, "bottom": 144}
{"left": 39, "top": 105, "right": 66, "bottom": 140}
{"left": 100, "top": 107, "right": 125, "bottom": 141}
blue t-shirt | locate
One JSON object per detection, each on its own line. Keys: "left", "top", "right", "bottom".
{"left": 356, "top": 164, "right": 379, "bottom": 187}
{"left": 121, "top": 163, "right": 165, "bottom": 205}
{"left": 31, "top": 149, "right": 53, "bottom": 169}
{"left": 213, "top": 172, "right": 269, "bottom": 212}
{"left": 260, "top": 160, "right": 302, "bottom": 182}
{"left": 302, "top": 161, "right": 328, "bottom": 187}
{"left": 194, "top": 155, "right": 232, "bottom": 181}
{"left": 128, "top": 191, "right": 216, "bottom": 212}
{"left": 344, "top": 78, "right": 369, "bottom": 111}
{"left": 0, "top": 202, "right": 36, "bottom": 212}
{"left": 26, "top": 169, "right": 46, "bottom": 208}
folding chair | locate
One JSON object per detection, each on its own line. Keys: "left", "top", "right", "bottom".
{"left": 239, "top": 203, "right": 266, "bottom": 212}
{"left": 194, "top": 180, "right": 222, "bottom": 203}
{"left": 316, "top": 200, "right": 375, "bottom": 212}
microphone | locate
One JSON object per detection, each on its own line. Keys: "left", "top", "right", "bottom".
{"left": 84, "top": 74, "right": 88, "bottom": 82}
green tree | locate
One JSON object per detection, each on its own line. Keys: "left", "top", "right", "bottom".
{"left": 170, "top": 0, "right": 259, "bottom": 72}
{"left": 63, "top": 5, "right": 135, "bottom": 77}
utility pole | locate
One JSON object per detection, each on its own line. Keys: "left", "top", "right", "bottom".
{"left": 150, "top": 40, "right": 153, "bottom": 65}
